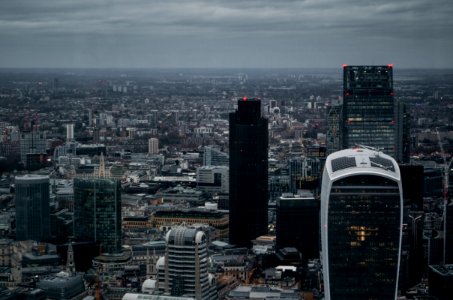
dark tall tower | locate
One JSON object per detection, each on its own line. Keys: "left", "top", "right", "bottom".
{"left": 229, "top": 97, "right": 268, "bottom": 247}
{"left": 342, "top": 65, "right": 399, "bottom": 159}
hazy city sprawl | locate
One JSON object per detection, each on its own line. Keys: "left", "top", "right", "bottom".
{"left": 1, "top": 0, "right": 453, "bottom": 299}
{"left": 0, "top": 66, "right": 452, "bottom": 300}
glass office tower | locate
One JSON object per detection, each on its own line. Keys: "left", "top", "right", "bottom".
{"left": 73, "top": 177, "right": 122, "bottom": 254}
{"left": 229, "top": 97, "right": 268, "bottom": 247}
{"left": 15, "top": 174, "right": 50, "bottom": 241}
{"left": 342, "top": 65, "right": 396, "bottom": 158}
{"left": 321, "top": 148, "right": 402, "bottom": 299}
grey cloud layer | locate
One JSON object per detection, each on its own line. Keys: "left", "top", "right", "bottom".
{"left": 1, "top": 0, "right": 452, "bottom": 67}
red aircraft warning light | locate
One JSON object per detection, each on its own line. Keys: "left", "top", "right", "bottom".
{"left": 242, "top": 96, "right": 247, "bottom": 101}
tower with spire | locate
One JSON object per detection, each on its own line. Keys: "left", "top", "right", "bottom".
{"left": 66, "top": 241, "right": 75, "bottom": 274}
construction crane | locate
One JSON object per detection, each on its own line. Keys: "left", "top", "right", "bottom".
{"left": 435, "top": 128, "right": 449, "bottom": 265}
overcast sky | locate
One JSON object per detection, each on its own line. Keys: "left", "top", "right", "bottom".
{"left": 1, "top": 0, "right": 452, "bottom": 68}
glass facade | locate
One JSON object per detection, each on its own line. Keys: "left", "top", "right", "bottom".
{"left": 342, "top": 66, "right": 396, "bottom": 157}
{"left": 327, "top": 175, "right": 401, "bottom": 299}
{"left": 73, "top": 177, "right": 122, "bottom": 254}
{"left": 15, "top": 175, "right": 50, "bottom": 241}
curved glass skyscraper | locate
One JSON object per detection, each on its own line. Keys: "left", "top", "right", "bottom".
{"left": 321, "top": 147, "right": 402, "bottom": 299}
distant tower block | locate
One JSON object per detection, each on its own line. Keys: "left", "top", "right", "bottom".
{"left": 15, "top": 174, "right": 51, "bottom": 241}
{"left": 66, "top": 123, "right": 75, "bottom": 142}
{"left": 148, "top": 138, "right": 159, "bottom": 154}
{"left": 73, "top": 176, "right": 122, "bottom": 255}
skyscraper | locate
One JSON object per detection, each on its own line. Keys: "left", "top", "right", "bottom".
{"left": 73, "top": 177, "right": 122, "bottom": 254}
{"left": 229, "top": 97, "right": 268, "bottom": 247}
{"left": 159, "top": 226, "right": 217, "bottom": 300}
{"left": 15, "top": 174, "right": 50, "bottom": 241}
{"left": 321, "top": 147, "right": 403, "bottom": 299}
{"left": 341, "top": 65, "right": 401, "bottom": 160}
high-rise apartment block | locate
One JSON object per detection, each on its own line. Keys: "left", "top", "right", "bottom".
{"left": 15, "top": 175, "right": 50, "bottom": 241}
{"left": 229, "top": 98, "right": 268, "bottom": 247}
{"left": 321, "top": 148, "right": 402, "bottom": 299}
{"left": 148, "top": 138, "right": 159, "bottom": 154}
{"left": 66, "top": 123, "right": 75, "bottom": 142}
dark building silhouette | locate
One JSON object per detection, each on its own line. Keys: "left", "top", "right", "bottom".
{"left": 399, "top": 164, "right": 424, "bottom": 209}
{"left": 428, "top": 265, "right": 453, "bottom": 300}
{"left": 276, "top": 191, "right": 320, "bottom": 260}
{"left": 229, "top": 97, "right": 268, "bottom": 247}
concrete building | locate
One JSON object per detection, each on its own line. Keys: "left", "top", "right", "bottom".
{"left": 196, "top": 166, "right": 229, "bottom": 194}
{"left": 158, "top": 227, "right": 217, "bottom": 300}
{"left": 149, "top": 138, "right": 159, "bottom": 154}
{"left": 66, "top": 124, "right": 74, "bottom": 142}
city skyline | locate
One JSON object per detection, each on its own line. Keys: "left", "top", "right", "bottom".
{"left": 1, "top": 0, "right": 453, "bottom": 69}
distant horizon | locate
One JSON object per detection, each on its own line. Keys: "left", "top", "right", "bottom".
{"left": 1, "top": 65, "right": 453, "bottom": 71}
{"left": 2, "top": 1, "right": 452, "bottom": 70}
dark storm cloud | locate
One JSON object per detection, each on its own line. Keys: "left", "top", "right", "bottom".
{"left": 0, "top": 0, "right": 452, "bottom": 67}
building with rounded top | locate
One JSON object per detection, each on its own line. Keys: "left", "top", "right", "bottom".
{"left": 158, "top": 226, "right": 217, "bottom": 300}
{"left": 321, "top": 147, "right": 403, "bottom": 299}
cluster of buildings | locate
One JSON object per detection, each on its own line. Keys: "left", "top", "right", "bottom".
{"left": 0, "top": 66, "right": 452, "bottom": 299}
